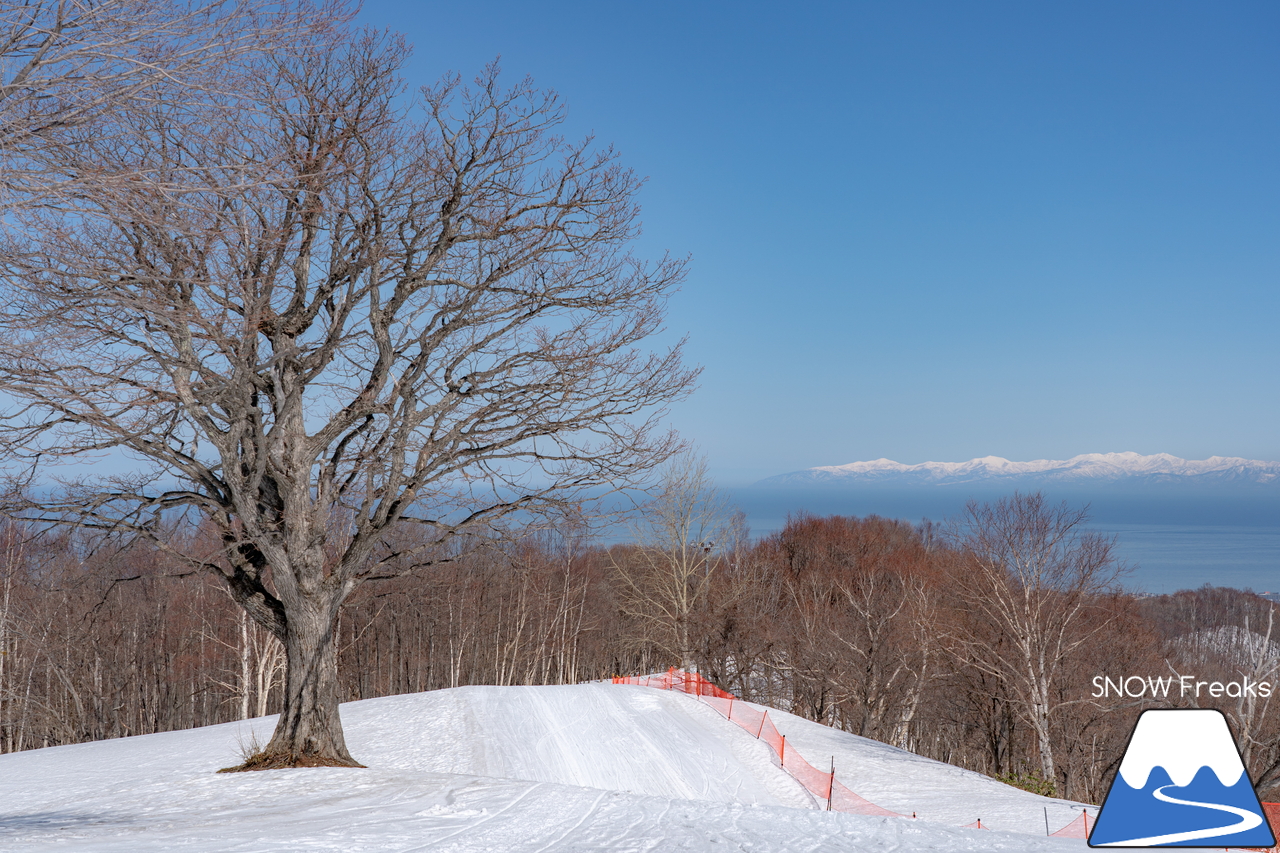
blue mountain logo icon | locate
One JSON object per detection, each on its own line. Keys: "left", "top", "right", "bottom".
{"left": 1089, "top": 709, "right": 1276, "bottom": 847}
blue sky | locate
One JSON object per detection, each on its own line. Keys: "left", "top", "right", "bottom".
{"left": 358, "top": 1, "right": 1280, "bottom": 485}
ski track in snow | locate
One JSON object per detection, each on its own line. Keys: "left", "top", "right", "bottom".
{"left": 0, "top": 683, "right": 1134, "bottom": 851}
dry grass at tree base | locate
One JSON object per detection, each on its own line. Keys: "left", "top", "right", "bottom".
{"left": 219, "top": 751, "right": 366, "bottom": 772}
{"left": 216, "top": 730, "right": 366, "bottom": 772}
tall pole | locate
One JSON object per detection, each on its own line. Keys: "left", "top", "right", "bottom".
{"left": 828, "top": 757, "right": 835, "bottom": 811}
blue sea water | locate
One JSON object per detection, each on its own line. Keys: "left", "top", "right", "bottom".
{"left": 729, "top": 487, "right": 1280, "bottom": 595}
{"left": 1093, "top": 524, "right": 1280, "bottom": 595}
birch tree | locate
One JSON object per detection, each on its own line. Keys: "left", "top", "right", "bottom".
{"left": 614, "top": 453, "right": 738, "bottom": 672}
{"left": 949, "top": 492, "right": 1125, "bottom": 794}
{"left": 0, "top": 19, "right": 694, "bottom": 769}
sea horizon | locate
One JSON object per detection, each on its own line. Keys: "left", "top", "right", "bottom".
{"left": 728, "top": 486, "right": 1280, "bottom": 596}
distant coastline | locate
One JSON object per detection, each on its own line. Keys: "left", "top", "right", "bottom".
{"left": 728, "top": 479, "right": 1280, "bottom": 596}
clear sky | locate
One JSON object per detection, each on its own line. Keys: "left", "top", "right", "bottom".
{"left": 357, "top": 1, "right": 1280, "bottom": 486}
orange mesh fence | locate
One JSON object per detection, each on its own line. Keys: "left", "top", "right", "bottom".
{"left": 759, "top": 713, "right": 785, "bottom": 761}
{"left": 613, "top": 670, "right": 1118, "bottom": 834}
{"left": 1240, "top": 802, "right": 1280, "bottom": 851}
{"left": 672, "top": 670, "right": 734, "bottom": 698}
{"left": 830, "top": 780, "right": 909, "bottom": 817}
{"left": 781, "top": 748, "right": 834, "bottom": 802}
{"left": 701, "top": 695, "right": 734, "bottom": 719}
{"left": 612, "top": 672, "right": 668, "bottom": 690}
{"left": 729, "top": 701, "right": 768, "bottom": 738}
{"left": 613, "top": 671, "right": 1119, "bottom": 833}
{"left": 614, "top": 669, "right": 912, "bottom": 819}
{"left": 613, "top": 668, "right": 733, "bottom": 699}
{"left": 1048, "top": 811, "right": 1092, "bottom": 839}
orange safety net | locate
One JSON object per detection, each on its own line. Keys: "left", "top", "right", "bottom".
{"left": 759, "top": 712, "right": 786, "bottom": 760}
{"left": 1240, "top": 802, "right": 1280, "bottom": 851}
{"left": 615, "top": 670, "right": 1136, "bottom": 833}
{"left": 701, "top": 694, "right": 734, "bottom": 719}
{"left": 613, "top": 668, "right": 734, "bottom": 699}
{"left": 617, "top": 673, "right": 1119, "bottom": 834}
{"left": 781, "top": 744, "right": 833, "bottom": 800}
{"left": 614, "top": 669, "right": 908, "bottom": 819}
{"left": 830, "top": 779, "right": 909, "bottom": 817}
{"left": 730, "top": 700, "right": 769, "bottom": 738}
{"left": 1048, "top": 810, "right": 1092, "bottom": 839}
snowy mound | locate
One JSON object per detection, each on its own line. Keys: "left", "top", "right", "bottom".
{"left": 0, "top": 683, "right": 1098, "bottom": 852}
{"left": 349, "top": 684, "right": 811, "bottom": 806}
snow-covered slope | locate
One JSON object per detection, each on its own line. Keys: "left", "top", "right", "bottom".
{"left": 756, "top": 451, "right": 1280, "bottom": 488}
{"left": 0, "top": 683, "right": 1107, "bottom": 851}
{"left": 347, "top": 684, "right": 812, "bottom": 807}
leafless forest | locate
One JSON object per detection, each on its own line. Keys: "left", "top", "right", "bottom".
{"left": 3, "top": 493, "right": 1279, "bottom": 804}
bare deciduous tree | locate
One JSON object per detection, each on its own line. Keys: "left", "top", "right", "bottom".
{"left": 948, "top": 492, "right": 1126, "bottom": 793}
{"left": 613, "top": 453, "right": 739, "bottom": 671}
{"left": 759, "top": 514, "right": 940, "bottom": 742}
{"left": 0, "top": 0, "right": 345, "bottom": 200}
{"left": 0, "top": 17, "right": 695, "bottom": 768}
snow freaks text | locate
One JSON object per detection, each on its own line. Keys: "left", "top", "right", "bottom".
{"left": 1092, "top": 675, "right": 1273, "bottom": 699}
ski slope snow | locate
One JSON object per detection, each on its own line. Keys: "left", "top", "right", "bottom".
{"left": 0, "top": 682, "right": 1136, "bottom": 851}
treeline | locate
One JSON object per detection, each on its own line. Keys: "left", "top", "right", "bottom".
{"left": 2, "top": 499, "right": 1279, "bottom": 804}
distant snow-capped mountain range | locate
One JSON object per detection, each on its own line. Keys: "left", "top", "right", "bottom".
{"left": 755, "top": 452, "right": 1280, "bottom": 488}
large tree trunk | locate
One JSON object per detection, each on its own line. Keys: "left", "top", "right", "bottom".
{"left": 226, "top": 593, "right": 362, "bottom": 770}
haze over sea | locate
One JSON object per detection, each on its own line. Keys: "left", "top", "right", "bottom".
{"left": 729, "top": 487, "right": 1280, "bottom": 596}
